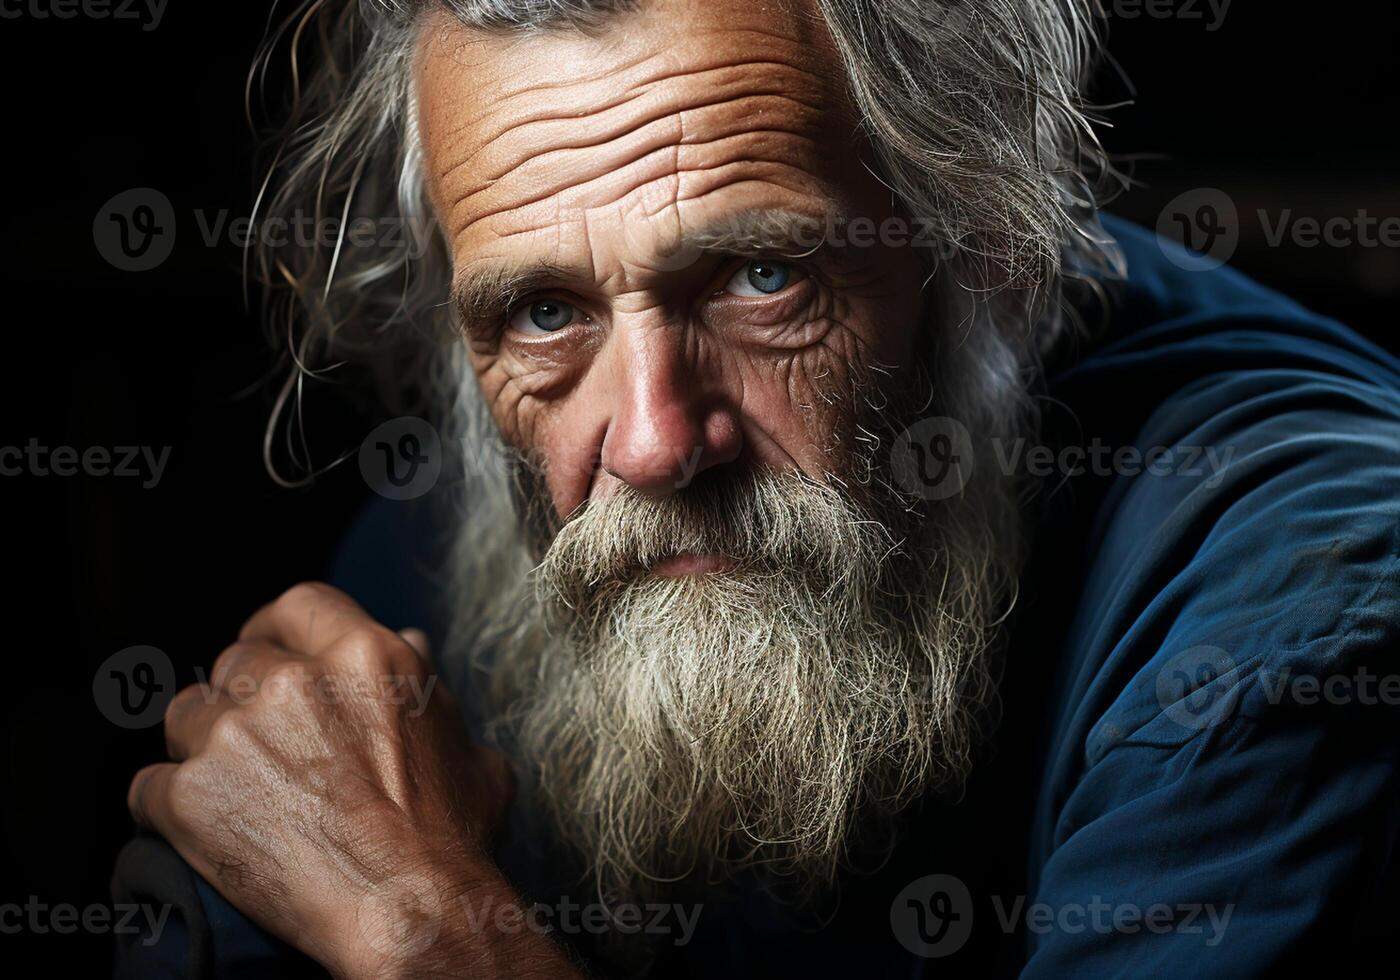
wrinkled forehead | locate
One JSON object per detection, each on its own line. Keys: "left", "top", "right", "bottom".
{"left": 413, "top": 0, "right": 865, "bottom": 276}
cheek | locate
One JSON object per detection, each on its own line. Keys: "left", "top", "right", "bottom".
{"left": 468, "top": 350, "right": 550, "bottom": 463}
{"left": 469, "top": 351, "right": 603, "bottom": 517}
{"left": 697, "top": 313, "right": 885, "bottom": 481}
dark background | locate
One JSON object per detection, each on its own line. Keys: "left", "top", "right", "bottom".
{"left": 0, "top": 2, "right": 1395, "bottom": 971}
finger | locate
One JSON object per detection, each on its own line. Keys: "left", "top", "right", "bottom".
{"left": 163, "top": 682, "right": 235, "bottom": 761}
{"left": 127, "top": 762, "right": 183, "bottom": 838}
{"left": 239, "top": 581, "right": 387, "bottom": 656}
{"left": 126, "top": 764, "right": 243, "bottom": 920}
{"left": 398, "top": 627, "right": 431, "bottom": 661}
{"left": 209, "top": 640, "right": 307, "bottom": 694}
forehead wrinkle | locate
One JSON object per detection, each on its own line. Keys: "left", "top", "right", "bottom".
{"left": 441, "top": 88, "right": 831, "bottom": 236}
{"left": 446, "top": 139, "right": 829, "bottom": 257}
{"left": 442, "top": 74, "right": 828, "bottom": 198}
{"left": 417, "top": 13, "right": 831, "bottom": 188}
{"left": 422, "top": 46, "right": 667, "bottom": 184}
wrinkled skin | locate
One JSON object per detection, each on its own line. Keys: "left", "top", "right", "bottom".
{"left": 127, "top": 1, "right": 929, "bottom": 975}
{"left": 419, "top": 0, "right": 926, "bottom": 516}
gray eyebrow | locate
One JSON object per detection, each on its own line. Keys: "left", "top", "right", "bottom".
{"left": 452, "top": 260, "right": 579, "bottom": 329}
{"left": 451, "top": 207, "right": 848, "bottom": 328}
{"left": 681, "top": 207, "right": 846, "bottom": 257}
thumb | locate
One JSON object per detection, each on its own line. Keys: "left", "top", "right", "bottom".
{"left": 398, "top": 627, "right": 432, "bottom": 661}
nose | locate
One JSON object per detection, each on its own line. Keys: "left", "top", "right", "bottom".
{"left": 599, "top": 330, "right": 742, "bottom": 496}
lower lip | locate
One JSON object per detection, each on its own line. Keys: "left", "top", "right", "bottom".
{"left": 649, "top": 553, "right": 737, "bottom": 577}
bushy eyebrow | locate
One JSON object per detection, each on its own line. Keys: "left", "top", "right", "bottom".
{"left": 451, "top": 206, "right": 846, "bottom": 330}
{"left": 682, "top": 207, "right": 845, "bottom": 257}
{"left": 452, "top": 260, "right": 579, "bottom": 332}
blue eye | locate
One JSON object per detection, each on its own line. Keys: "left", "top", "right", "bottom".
{"left": 510, "top": 299, "right": 577, "bottom": 335}
{"left": 725, "top": 260, "right": 797, "bottom": 297}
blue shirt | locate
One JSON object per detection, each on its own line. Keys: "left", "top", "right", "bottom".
{"left": 111, "top": 216, "right": 1400, "bottom": 977}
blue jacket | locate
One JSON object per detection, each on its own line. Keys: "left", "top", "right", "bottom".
{"left": 111, "top": 217, "right": 1400, "bottom": 977}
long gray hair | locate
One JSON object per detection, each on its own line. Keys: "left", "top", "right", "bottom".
{"left": 249, "top": 0, "right": 1122, "bottom": 484}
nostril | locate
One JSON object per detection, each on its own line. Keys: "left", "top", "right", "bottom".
{"left": 603, "top": 442, "right": 693, "bottom": 493}
{"left": 704, "top": 409, "right": 744, "bottom": 466}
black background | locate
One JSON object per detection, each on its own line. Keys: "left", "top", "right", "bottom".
{"left": 1, "top": 2, "right": 1396, "bottom": 971}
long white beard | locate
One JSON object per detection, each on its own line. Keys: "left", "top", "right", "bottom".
{"left": 451, "top": 460, "right": 1015, "bottom": 911}
{"left": 442, "top": 295, "right": 1028, "bottom": 911}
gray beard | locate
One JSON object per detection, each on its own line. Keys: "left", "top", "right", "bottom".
{"left": 441, "top": 307, "right": 1028, "bottom": 913}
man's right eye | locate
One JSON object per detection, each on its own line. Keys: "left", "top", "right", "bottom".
{"left": 509, "top": 299, "right": 579, "bottom": 336}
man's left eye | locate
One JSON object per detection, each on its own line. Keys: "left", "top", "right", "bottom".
{"left": 724, "top": 260, "right": 801, "bottom": 297}
{"left": 509, "top": 299, "right": 579, "bottom": 336}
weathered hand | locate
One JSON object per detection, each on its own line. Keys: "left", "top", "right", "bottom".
{"left": 126, "top": 583, "right": 527, "bottom": 978}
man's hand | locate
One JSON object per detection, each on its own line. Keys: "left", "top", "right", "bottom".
{"left": 126, "top": 583, "right": 572, "bottom": 978}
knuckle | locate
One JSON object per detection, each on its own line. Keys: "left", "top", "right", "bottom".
{"left": 163, "top": 683, "right": 206, "bottom": 730}
{"left": 332, "top": 627, "right": 414, "bottom": 677}
{"left": 204, "top": 712, "right": 251, "bottom": 754}
{"left": 259, "top": 662, "right": 313, "bottom": 703}
{"left": 166, "top": 761, "right": 211, "bottom": 814}
{"left": 211, "top": 641, "right": 253, "bottom": 684}
{"left": 276, "top": 580, "right": 339, "bottom": 610}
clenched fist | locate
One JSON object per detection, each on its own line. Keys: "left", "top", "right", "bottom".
{"left": 127, "top": 583, "right": 575, "bottom": 979}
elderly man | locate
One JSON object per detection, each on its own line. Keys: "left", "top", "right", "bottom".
{"left": 113, "top": 0, "right": 1400, "bottom": 976}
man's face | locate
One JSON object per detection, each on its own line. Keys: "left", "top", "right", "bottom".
{"left": 416, "top": 0, "right": 926, "bottom": 532}
{"left": 422, "top": 0, "right": 1016, "bottom": 912}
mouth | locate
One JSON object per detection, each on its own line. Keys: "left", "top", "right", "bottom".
{"left": 648, "top": 552, "right": 738, "bottom": 577}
